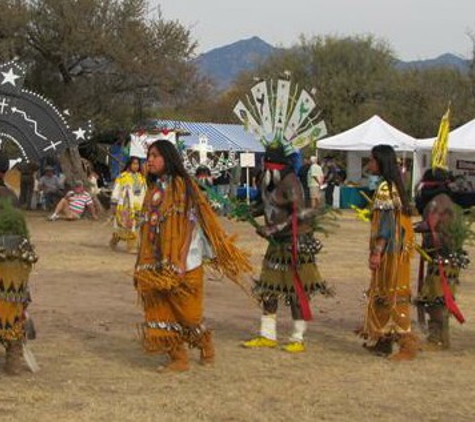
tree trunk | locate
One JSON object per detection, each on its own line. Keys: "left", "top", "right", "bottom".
{"left": 59, "top": 147, "right": 87, "bottom": 185}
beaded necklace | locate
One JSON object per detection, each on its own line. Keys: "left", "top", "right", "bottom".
{"left": 146, "top": 176, "right": 168, "bottom": 245}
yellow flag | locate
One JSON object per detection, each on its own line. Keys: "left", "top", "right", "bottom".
{"left": 431, "top": 106, "right": 450, "bottom": 171}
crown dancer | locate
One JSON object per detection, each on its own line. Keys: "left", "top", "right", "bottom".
{"left": 234, "top": 78, "right": 330, "bottom": 352}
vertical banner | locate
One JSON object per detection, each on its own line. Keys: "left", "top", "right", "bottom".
{"left": 292, "top": 121, "right": 328, "bottom": 150}
{"left": 233, "top": 100, "right": 265, "bottom": 141}
{"left": 273, "top": 79, "right": 291, "bottom": 135}
{"left": 284, "top": 89, "right": 316, "bottom": 141}
{"left": 251, "top": 81, "right": 273, "bottom": 136}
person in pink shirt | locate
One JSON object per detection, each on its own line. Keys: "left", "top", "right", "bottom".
{"left": 48, "top": 180, "right": 98, "bottom": 221}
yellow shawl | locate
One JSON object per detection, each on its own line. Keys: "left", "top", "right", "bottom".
{"left": 134, "top": 176, "right": 252, "bottom": 296}
{"left": 364, "top": 181, "right": 415, "bottom": 338}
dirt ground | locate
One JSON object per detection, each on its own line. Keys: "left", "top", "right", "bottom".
{"left": 0, "top": 210, "right": 475, "bottom": 422}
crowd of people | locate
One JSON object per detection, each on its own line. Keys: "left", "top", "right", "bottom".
{"left": 0, "top": 138, "right": 471, "bottom": 374}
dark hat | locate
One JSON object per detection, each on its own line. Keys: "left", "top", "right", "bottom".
{"left": 264, "top": 144, "right": 290, "bottom": 165}
{"left": 0, "top": 151, "right": 9, "bottom": 173}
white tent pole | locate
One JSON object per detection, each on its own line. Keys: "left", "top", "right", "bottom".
{"left": 412, "top": 149, "right": 424, "bottom": 199}
{"left": 411, "top": 150, "right": 418, "bottom": 199}
{"left": 347, "top": 152, "right": 361, "bottom": 182}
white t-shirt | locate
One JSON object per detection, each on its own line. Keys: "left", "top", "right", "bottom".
{"left": 307, "top": 163, "right": 324, "bottom": 188}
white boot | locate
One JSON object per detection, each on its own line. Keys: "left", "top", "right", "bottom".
{"left": 260, "top": 314, "right": 277, "bottom": 341}
{"left": 242, "top": 314, "right": 277, "bottom": 348}
{"left": 282, "top": 320, "right": 307, "bottom": 353}
{"left": 289, "top": 319, "right": 307, "bottom": 343}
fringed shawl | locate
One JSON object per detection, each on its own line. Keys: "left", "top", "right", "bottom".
{"left": 134, "top": 176, "right": 252, "bottom": 295}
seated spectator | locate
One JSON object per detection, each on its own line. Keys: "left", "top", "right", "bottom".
{"left": 48, "top": 181, "right": 98, "bottom": 221}
{"left": 38, "top": 166, "right": 63, "bottom": 210}
{"left": 87, "top": 169, "right": 100, "bottom": 197}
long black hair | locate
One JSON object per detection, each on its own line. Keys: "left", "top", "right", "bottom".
{"left": 147, "top": 140, "right": 197, "bottom": 211}
{"left": 122, "top": 156, "right": 141, "bottom": 173}
{"left": 371, "top": 144, "right": 411, "bottom": 215}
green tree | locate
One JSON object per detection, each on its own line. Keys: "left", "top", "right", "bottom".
{"left": 0, "top": 0, "right": 212, "bottom": 130}
{"left": 214, "top": 34, "right": 475, "bottom": 142}
{"left": 386, "top": 67, "right": 475, "bottom": 138}
{"left": 0, "top": 0, "right": 212, "bottom": 181}
{"left": 22, "top": 0, "right": 203, "bottom": 129}
{"left": 208, "top": 35, "right": 397, "bottom": 133}
{"left": 0, "top": 0, "right": 28, "bottom": 60}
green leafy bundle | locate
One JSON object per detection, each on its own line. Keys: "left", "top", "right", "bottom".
{"left": 0, "top": 198, "right": 29, "bottom": 238}
{"left": 442, "top": 206, "right": 475, "bottom": 251}
{"left": 310, "top": 206, "right": 341, "bottom": 237}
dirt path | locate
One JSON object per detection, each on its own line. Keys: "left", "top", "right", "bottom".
{"left": 0, "top": 211, "right": 474, "bottom": 421}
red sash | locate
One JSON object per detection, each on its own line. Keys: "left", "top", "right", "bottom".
{"left": 427, "top": 216, "right": 465, "bottom": 324}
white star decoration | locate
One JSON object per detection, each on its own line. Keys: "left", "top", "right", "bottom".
{"left": 1, "top": 68, "right": 21, "bottom": 86}
{"left": 73, "top": 127, "right": 86, "bottom": 140}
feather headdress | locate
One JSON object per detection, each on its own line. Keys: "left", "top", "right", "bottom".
{"left": 233, "top": 78, "right": 327, "bottom": 156}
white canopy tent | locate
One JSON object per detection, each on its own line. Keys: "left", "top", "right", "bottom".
{"left": 318, "top": 115, "right": 418, "bottom": 189}
{"left": 414, "top": 118, "right": 475, "bottom": 185}
{"left": 318, "top": 115, "right": 417, "bottom": 152}
{"left": 416, "top": 118, "right": 475, "bottom": 152}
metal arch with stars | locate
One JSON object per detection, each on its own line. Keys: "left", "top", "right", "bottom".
{"left": 0, "top": 60, "right": 92, "bottom": 163}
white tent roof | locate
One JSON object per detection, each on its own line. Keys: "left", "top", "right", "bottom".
{"left": 317, "top": 115, "right": 417, "bottom": 152}
{"left": 416, "top": 118, "right": 475, "bottom": 152}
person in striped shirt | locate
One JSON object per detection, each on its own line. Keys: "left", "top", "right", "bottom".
{"left": 48, "top": 180, "right": 98, "bottom": 221}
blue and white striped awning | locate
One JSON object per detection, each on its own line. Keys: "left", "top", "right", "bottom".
{"left": 151, "top": 120, "right": 264, "bottom": 152}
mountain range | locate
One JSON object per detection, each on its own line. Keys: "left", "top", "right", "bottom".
{"left": 195, "top": 36, "right": 471, "bottom": 90}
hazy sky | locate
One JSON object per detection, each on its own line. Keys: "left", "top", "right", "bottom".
{"left": 151, "top": 0, "right": 475, "bottom": 60}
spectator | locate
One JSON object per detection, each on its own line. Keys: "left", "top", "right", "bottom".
{"left": 48, "top": 181, "right": 98, "bottom": 221}
{"left": 38, "top": 166, "right": 63, "bottom": 210}
{"left": 307, "top": 156, "right": 324, "bottom": 208}
{"left": 215, "top": 169, "right": 231, "bottom": 198}
{"left": 229, "top": 161, "right": 242, "bottom": 199}
{"left": 323, "top": 156, "right": 340, "bottom": 207}
{"left": 215, "top": 169, "right": 232, "bottom": 215}
{"left": 85, "top": 165, "right": 101, "bottom": 197}
{"left": 18, "top": 161, "right": 39, "bottom": 210}
{"left": 298, "top": 157, "right": 311, "bottom": 206}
